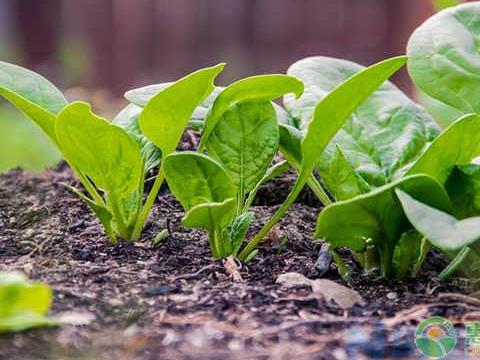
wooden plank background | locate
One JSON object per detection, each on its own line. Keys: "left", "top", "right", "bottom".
{"left": 4, "top": 0, "right": 439, "bottom": 95}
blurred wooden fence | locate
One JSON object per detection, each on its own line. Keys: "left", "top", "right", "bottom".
{"left": 6, "top": 0, "right": 436, "bottom": 95}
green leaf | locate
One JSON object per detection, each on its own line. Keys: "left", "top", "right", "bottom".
{"left": 324, "top": 145, "right": 371, "bottom": 200}
{"left": 238, "top": 56, "right": 407, "bottom": 260}
{"left": 315, "top": 175, "right": 451, "bottom": 277}
{"left": 199, "top": 74, "right": 304, "bottom": 150}
{"left": 230, "top": 211, "right": 254, "bottom": 253}
{"left": 163, "top": 151, "right": 236, "bottom": 210}
{"left": 392, "top": 230, "right": 422, "bottom": 279}
{"left": 244, "top": 160, "right": 290, "bottom": 210}
{"left": 445, "top": 164, "right": 480, "bottom": 218}
{"left": 205, "top": 101, "right": 279, "bottom": 200}
{"left": 396, "top": 189, "right": 480, "bottom": 252}
{"left": 0, "top": 61, "right": 68, "bottom": 142}
{"left": 0, "top": 272, "right": 57, "bottom": 333}
{"left": 113, "top": 103, "right": 162, "bottom": 173}
{"left": 285, "top": 56, "right": 438, "bottom": 196}
{"left": 278, "top": 124, "right": 303, "bottom": 168}
{"left": 407, "top": 3, "right": 480, "bottom": 113}
{"left": 182, "top": 198, "right": 236, "bottom": 230}
{"left": 126, "top": 83, "right": 223, "bottom": 126}
{"left": 139, "top": 64, "right": 224, "bottom": 156}
{"left": 56, "top": 102, "right": 143, "bottom": 197}
{"left": 300, "top": 56, "right": 408, "bottom": 177}
{"left": 407, "top": 114, "right": 480, "bottom": 184}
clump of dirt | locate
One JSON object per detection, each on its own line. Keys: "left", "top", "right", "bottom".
{"left": 0, "top": 165, "right": 476, "bottom": 360}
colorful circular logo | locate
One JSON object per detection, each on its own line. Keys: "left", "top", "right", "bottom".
{"left": 415, "top": 316, "right": 457, "bottom": 359}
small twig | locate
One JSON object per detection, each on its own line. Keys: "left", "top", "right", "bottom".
{"left": 172, "top": 264, "right": 224, "bottom": 281}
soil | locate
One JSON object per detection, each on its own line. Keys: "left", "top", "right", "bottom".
{"left": 0, "top": 163, "right": 479, "bottom": 360}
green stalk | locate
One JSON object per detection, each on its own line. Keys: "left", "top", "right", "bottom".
{"left": 412, "top": 237, "right": 431, "bottom": 277}
{"left": 108, "top": 195, "right": 129, "bottom": 241}
{"left": 437, "top": 246, "right": 471, "bottom": 281}
{"left": 307, "top": 175, "right": 333, "bottom": 206}
{"left": 238, "top": 173, "right": 308, "bottom": 260}
{"left": 363, "top": 246, "right": 379, "bottom": 275}
{"left": 379, "top": 247, "right": 393, "bottom": 279}
{"left": 331, "top": 249, "right": 352, "bottom": 282}
{"left": 131, "top": 169, "right": 165, "bottom": 241}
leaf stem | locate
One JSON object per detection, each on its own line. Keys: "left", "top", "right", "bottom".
{"left": 108, "top": 195, "right": 129, "bottom": 240}
{"left": 412, "top": 237, "right": 431, "bottom": 277}
{"left": 437, "top": 246, "right": 471, "bottom": 281}
{"left": 238, "top": 173, "right": 307, "bottom": 260}
{"left": 307, "top": 175, "right": 332, "bottom": 206}
{"left": 131, "top": 168, "right": 165, "bottom": 241}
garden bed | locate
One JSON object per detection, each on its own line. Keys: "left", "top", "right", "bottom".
{"left": 0, "top": 164, "right": 477, "bottom": 360}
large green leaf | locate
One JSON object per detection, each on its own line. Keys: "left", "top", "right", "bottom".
{"left": 408, "top": 114, "right": 480, "bottom": 184}
{"left": 0, "top": 61, "right": 68, "bottom": 142}
{"left": 199, "top": 74, "right": 304, "bottom": 150}
{"left": 56, "top": 102, "right": 143, "bottom": 196}
{"left": 126, "top": 84, "right": 223, "bottom": 127}
{"left": 0, "top": 272, "right": 57, "bottom": 332}
{"left": 299, "top": 57, "right": 408, "bottom": 178}
{"left": 163, "top": 151, "right": 236, "bottom": 210}
{"left": 113, "top": 103, "right": 161, "bottom": 172}
{"left": 285, "top": 56, "right": 438, "bottom": 197}
{"left": 445, "top": 164, "right": 480, "bottom": 218}
{"left": 238, "top": 56, "right": 408, "bottom": 260}
{"left": 315, "top": 174, "right": 451, "bottom": 258}
{"left": 407, "top": 3, "right": 480, "bottom": 113}
{"left": 396, "top": 189, "right": 480, "bottom": 252}
{"left": 205, "top": 101, "right": 278, "bottom": 199}
{"left": 139, "top": 64, "right": 224, "bottom": 156}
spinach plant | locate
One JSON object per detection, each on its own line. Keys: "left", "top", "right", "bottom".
{"left": 237, "top": 56, "right": 407, "bottom": 260}
{"left": 0, "top": 61, "right": 224, "bottom": 243}
{"left": 397, "top": 189, "right": 480, "bottom": 282}
{"left": 0, "top": 272, "right": 57, "bottom": 332}
{"left": 163, "top": 74, "right": 303, "bottom": 259}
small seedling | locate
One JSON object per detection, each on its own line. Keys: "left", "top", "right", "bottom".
{"left": 0, "top": 272, "right": 57, "bottom": 332}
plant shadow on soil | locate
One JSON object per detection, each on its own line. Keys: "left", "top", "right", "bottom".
{"left": 0, "top": 161, "right": 478, "bottom": 360}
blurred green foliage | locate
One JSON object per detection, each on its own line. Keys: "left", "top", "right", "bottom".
{"left": 431, "top": 0, "right": 462, "bottom": 10}
{"left": 0, "top": 103, "right": 60, "bottom": 172}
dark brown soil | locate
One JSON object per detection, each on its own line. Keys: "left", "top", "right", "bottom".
{"left": 0, "top": 165, "right": 478, "bottom": 360}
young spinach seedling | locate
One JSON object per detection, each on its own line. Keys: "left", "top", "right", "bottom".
{"left": 0, "top": 272, "right": 57, "bottom": 332}
{"left": 163, "top": 74, "right": 303, "bottom": 258}
{"left": 238, "top": 56, "right": 408, "bottom": 261}
{"left": 0, "top": 61, "right": 224, "bottom": 243}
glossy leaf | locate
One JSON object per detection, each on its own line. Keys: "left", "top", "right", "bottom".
{"left": 407, "top": 114, "right": 480, "bottom": 184}
{"left": 285, "top": 56, "right": 438, "bottom": 196}
{"left": 0, "top": 272, "right": 57, "bottom": 332}
{"left": 445, "top": 164, "right": 480, "bottom": 218}
{"left": 139, "top": 64, "right": 224, "bottom": 156}
{"left": 205, "top": 101, "right": 279, "bottom": 198}
{"left": 0, "top": 61, "right": 68, "bottom": 142}
{"left": 300, "top": 56, "right": 408, "bottom": 177}
{"left": 56, "top": 102, "right": 143, "bottom": 196}
{"left": 113, "top": 103, "right": 161, "bottom": 172}
{"left": 407, "top": 3, "right": 480, "bottom": 113}
{"left": 199, "top": 74, "right": 304, "bottom": 150}
{"left": 396, "top": 189, "right": 480, "bottom": 252}
{"left": 239, "top": 56, "right": 408, "bottom": 260}
{"left": 230, "top": 211, "right": 254, "bottom": 253}
{"left": 126, "top": 84, "right": 223, "bottom": 127}
{"left": 163, "top": 151, "right": 236, "bottom": 210}
{"left": 315, "top": 175, "right": 451, "bottom": 258}
{"left": 182, "top": 198, "right": 236, "bottom": 230}
{"left": 244, "top": 160, "right": 290, "bottom": 209}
